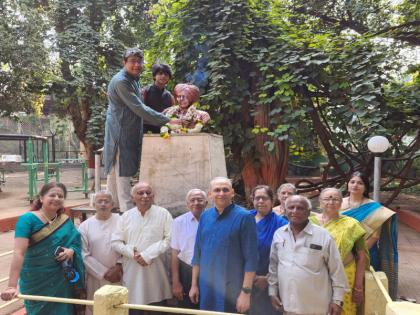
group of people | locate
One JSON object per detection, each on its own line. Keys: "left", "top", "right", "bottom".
{"left": 0, "top": 48, "right": 398, "bottom": 315}
{"left": 1, "top": 172, "right": 397, "bottom": 315}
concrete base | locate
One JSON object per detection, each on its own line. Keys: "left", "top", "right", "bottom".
{"left": 386, "top": 301, "right": 420, "bottom": 315}
{"left": 140, "top": 133, "right": 227, "bottom": 216}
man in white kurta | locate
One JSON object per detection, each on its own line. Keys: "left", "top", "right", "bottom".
{"left": 111, "top": 182, "right": 173, "bottom": 309}
{"left": 79, "top": 191, "right": 122, "bottom": 315}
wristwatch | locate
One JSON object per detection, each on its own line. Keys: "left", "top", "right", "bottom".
{"left": 241, "top": 286, "right": 252, "bottom": 294}
{"left": 333, "top": 300, "right": 343, "bottom": 307}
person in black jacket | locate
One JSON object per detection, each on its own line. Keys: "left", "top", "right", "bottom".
{"left": 142, "top": 63, "right": 175, "bottom": 133}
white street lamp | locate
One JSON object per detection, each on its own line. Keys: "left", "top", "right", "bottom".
{"left": 367, "top": 136, "right": 390, "bottom": 202}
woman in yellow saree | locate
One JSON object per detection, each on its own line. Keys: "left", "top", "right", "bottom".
{"left": 310, "top": 188, "right": 368, "bottom": 315}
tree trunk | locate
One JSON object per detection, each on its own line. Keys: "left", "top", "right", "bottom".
{"left": 67, "top": 94, "right": 94, "bottom": 166}
{"left": 241, "top": 101, "right": 288, "bottom": 197}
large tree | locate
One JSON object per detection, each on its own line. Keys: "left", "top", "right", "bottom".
{"left": 0, "top": 0, "right": 51, "bottom": 116}
{"left": 150, "top": 0, "right": 419, "bottom": 202}
{"left": 37, "top": 0, "right": 157, "bottom": 164}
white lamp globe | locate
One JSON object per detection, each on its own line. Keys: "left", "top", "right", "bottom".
{"left": 367, "top": 136, "right": 390, "bottom": 153}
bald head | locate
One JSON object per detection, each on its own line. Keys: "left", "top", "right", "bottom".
{"left": 208, "top": 177, "right": 234, "bottom": 212}
{"left": 93, "top": 190, "right": 113, "bottom": 201}
{"left": 93, "top": 190, "right": 113, "bottom": 220}
{"left": 285, "top": 195, "right": 312, "bottom": 227}
{"left": 131, "top": 181, "right": 152, "bottom": 195}
{"left": 285, "top": 195, "right": 312, "bottom": 211}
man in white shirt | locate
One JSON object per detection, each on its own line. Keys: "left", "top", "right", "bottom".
{"left": 111, "top": 182, "right": 173, "bottom": 315}
{"left": 79, "top": 191, "right": 122, "bottom": 315}
{"left": 171, "top": 189, "right": 208, "bottom": 309}
{"left": 268, "top": 195, "right": 348, "bottom": 315}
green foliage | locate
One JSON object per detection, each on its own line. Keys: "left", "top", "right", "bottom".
{"left": 47, "top": 0, "right": 154, "bottom": 150}
{"left": 0, "top": 0, "right": 418, "bottom": 199}
{"left": 149, "top": 0, "right": 419, "bottom": 198}
{"left": 0, "top": 0, "right": 51, "bottom": 116}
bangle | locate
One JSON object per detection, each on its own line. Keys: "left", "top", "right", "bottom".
{"left": 353, "top": 287, "right": 363, "bottom": 292}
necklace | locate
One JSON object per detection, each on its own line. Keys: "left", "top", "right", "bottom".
{"left": 40, "top": 209, "right": 58, "bottom": 224}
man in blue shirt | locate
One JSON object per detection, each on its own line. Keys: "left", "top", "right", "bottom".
{"left": 189, "top": 177, "right": 258, "bottom": 313}
{"left": 103, "top": 48, "right": 176, "bottom": 212}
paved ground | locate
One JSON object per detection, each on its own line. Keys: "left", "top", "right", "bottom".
{"left": 0, "top": 168, "right": 93, "bottom": 221}
{"left": 0, "top": 231, "right": 23, "bottom": 315}
{"left": 0, "top": 222, "right": 419, "bottom": 314}
{"left": 0, "top": 170, "right": 419, "bottom": 314}
{"left": 398, "top": 223, "right": 420, "bottom": 303}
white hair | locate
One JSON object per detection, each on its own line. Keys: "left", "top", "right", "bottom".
{"left": 93, "top": 190, "right": 113, "bottom": 200}
{"left": 319, "top": 187, "right": 343, "bottom": 200}
{"left": 277, "top": 183, "right": 297, "bottom": 194}
{"left": 186, "top": 189, "right": 207, "bottom": 202}
{"left": 130, "top": 181, "right": 152, "bottom": 195}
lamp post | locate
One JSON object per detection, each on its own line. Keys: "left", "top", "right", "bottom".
{"left": 367, "top": 136, "right": 390, "bottom": 202}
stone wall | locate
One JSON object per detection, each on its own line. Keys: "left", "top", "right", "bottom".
{"left": 139, "top": 133, "right": 227, "bottom": 216}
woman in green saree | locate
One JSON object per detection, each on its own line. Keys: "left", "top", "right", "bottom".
{"left": 310, "top": 188, "right": 368, "bottom": 315}
{"left": 1, "top": 182, "right": 84, "bottom": 315}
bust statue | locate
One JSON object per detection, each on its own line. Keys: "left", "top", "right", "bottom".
{"left": 161, "top": 83, "right": 210, "bottom": 135}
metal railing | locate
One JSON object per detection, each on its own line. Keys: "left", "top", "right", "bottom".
{"left": 2, "top": 250, "right": 417, "bottom": 315}
{"left": 0, "top": 291, "right": 239, "bottom": 315}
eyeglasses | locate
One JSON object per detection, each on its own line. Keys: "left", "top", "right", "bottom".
{"left": 253, "top": 196, "right": 271, "bottom": 201}
{"left": 126, "top": 59, "right": 144, "bottom": 65}
{"left": 212, "top": 188, "right": 231, "bottom": 193}
{"left": 320, "top": 198, "right": 341, "bottom": 203}
{"left": 135, "top": 191, "right": 152, "bottom": 196}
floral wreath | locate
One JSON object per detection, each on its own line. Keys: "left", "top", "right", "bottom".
{"left": 160, "top": 103, "right": 204, "bottom": 138}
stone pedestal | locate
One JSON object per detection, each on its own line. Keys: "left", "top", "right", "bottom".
{"left": 140, "top": 133, "right": 227, "bottom": 216}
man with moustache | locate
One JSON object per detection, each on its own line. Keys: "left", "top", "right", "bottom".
{"left": 189, "top": 177, "right": 258, "bottom": 314}
{"left": 111, "top": 182, "right": 173, "bottom": 315}
{"left": 268, "top": 195, "right": 348, "bottom": 315}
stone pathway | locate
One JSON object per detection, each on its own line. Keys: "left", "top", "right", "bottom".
{"left": 398, "top": 223, "right": 420, "bottom": 303}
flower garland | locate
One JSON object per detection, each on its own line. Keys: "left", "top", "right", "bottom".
{"left": 160, "top": 103, "right": 204, "bottom": 138}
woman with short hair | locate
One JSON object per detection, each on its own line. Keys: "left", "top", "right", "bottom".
{"left": 249, "top": 185, "right": 287, "bottom": 315}
{"left": 311, "top": 187, "right": 368, "bottom": 315}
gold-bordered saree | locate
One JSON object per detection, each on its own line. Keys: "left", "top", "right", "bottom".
{"left": 18, "top": 213, "right": 84, "bottom": 315}
{"left": 310, "top": 215, "right": 369, "bottom": 315}
{"left": 342, "top": 201, "right": 398, "bottom": 300}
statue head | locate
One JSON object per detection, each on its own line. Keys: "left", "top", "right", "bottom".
{"left": 174, "top": 83, "right": 200, "bottom": 110}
